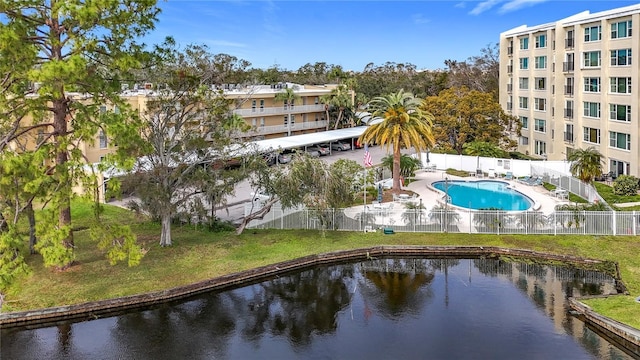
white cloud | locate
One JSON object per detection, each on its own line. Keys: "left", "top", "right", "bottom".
{"left": 469, "top": 0, "right": 502, "bottom": 15}
{"left": 454, "top": 2, "right": 467, "bottom": 9}
{"left": 412, "top": 13, "right": 430, "bottom": 24}
{"left": 498, "top": 0, "right": 549, "bottom": 14}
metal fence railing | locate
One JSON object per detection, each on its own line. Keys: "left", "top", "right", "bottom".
{"left": 247, "top": 207, "right": 640, "bottom": 236}
{"left": 531, "top": 165, "right": 606, "bottom": 206}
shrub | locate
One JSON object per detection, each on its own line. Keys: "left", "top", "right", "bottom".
{"left": 612, "top": 175, "right": 639, "bottom": 196}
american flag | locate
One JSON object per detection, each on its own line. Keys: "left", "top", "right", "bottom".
{"left": 363, "top": 143, "right": 373, "bottom": 167}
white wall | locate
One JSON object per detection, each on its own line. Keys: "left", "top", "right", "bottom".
{"left": 419, "top": 153, "right": 572, "bottom": 178}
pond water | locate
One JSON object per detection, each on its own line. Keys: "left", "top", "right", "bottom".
{"left": 1, "top": 258, "right": 634, "bottom": 359}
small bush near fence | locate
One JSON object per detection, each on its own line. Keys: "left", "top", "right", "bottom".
{"left": 613, "top": 175, "right": 639, "bottom": 196}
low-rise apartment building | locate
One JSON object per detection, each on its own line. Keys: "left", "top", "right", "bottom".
{"left": 500, "top": 3, "right": 640, "bottom": 177}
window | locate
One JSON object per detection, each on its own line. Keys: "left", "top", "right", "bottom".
{"left": 520, "top": 37, "right": 529, "bottom": 50}
{"left": 610, "top": 77, "right": 631, "bottom": 94}
{"left": 534, "top": 77, "right": 545, "bottom": 90}
{"left": 534, "top": 118, "right": 546, "bottom": 133}
{"left": 520, "top": 136, "right": 529, "bottom": 145}
{"left": 565, "top": 100, "right": 574, "bottom": 118}
{"left": 99, "top": 129, "right": 108, "bottom": 149}
{"left": 583, "top": 102, "right": 601, "bottom": 118}
{"left": 583, "top": 127, "right": 601, "bottom": 144}
{"left": 518, "top": 97, "right": 529, "bottom": 109}
{"left": 519, "top": 57, "right": 529, "bottom": 70}
{"left": 610, "top": 104, "right": 631, "bottom": 122}
{"left": 113, "top": 106, "right": 120, "bottom": 114}
{"left": 565, "top": 124, "right": 574, "bottom": 142}
{"left": 535, "top": 140, "right": 546, "bottom": 156}
{"left": 534, "top": 56, "right": 546, "bottom": 69}
{"left": 251, "top": 118, "right": 257, "bottom": 127}
{"left": 251, "top": 100, "right": 256, "bottom": 111}
{"left": 534, "top": 98, "right": 546, "bottom": 111}
{"left": 584, "top": 25, "right": 601, "bottom": 42}
{"left": 565, "top": 77, "right": 574, "bottom": 95}
{"left": 283, "top": 115, "right": 288, "bottom": 125}
{"left": 519, "top": 116, "right": 528, "bottom": 129}
{"left": 610, "top": 131, "right": 631, "bottom": 150}
{"left": 518, "top": 77, "right": 529, "bottom": 90}
{"left": 583, "top": 77, "right": 600, "bottom": 92}
{"left": 259, "top": 99, "right": 264, "bottom": 110}
{"left": 611, "top": 20, "right": 632, "bottom": 39}
{"left": 583, "top": 51, "right": 601, "bottom": 67}
{"left": 611, "top": 49, "right": 632, "bottom": 66}
{"left": 314, "top": 96, "right": 319, "bottom": 105}
{"left": 535, "top": 34, "right": 546, "bottom": 48}
{"left": 260, "top": 117, "right": 265, "bottom": 127}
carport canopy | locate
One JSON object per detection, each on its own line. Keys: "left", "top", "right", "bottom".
{"left": 251, "top": 127, "right": 368, "bottom": 153}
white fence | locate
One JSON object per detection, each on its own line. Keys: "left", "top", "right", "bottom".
{"left": 247, "top": 207, "right": 640, "bottom": 236}
{"left": 418, "top": 153, "right": 572, "bottom": 179}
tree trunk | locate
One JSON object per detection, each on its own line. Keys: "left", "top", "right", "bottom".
{"left": 392, "top": 148, "right": 402, "bottom": 193}
{"left": 53, "top": 97, "right": 74, "bottom": 252}
{"left": 325, "top": 105, "right": 330, "bottom": 131}
{"left": 236, "top": 198, "right": 278, "bottom": 235}
{"left": 160, "top": 213, "right": 172, "bottom": 246}
{"left": 27, "top": 203, "right": 37, "bottom": 254}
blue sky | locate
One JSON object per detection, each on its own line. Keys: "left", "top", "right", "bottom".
{"left": 147, "top": 1, "right": 639, "bottom": 71}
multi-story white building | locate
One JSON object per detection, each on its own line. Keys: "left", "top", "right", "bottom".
{"left": 500, "top": 4, "right": 640, "bottom": 177}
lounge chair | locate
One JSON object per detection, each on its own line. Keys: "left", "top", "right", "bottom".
{"left": 505, "top": 171, "right": 513, "bottom": 180}
{"left": 517, "top": 176, "right": 531, "bottom": 184}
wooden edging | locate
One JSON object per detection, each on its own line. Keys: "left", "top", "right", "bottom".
{"left": 0, "top": 246, "right": 626, "bottom": 331}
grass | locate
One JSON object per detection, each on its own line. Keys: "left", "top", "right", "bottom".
{"left": 4, "top": 201, "right": 640, "bottom": 331}
{"left": 594, "top": 182, "right": 640, "bottom": 205}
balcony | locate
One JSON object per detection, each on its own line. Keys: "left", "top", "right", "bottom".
{"left": 507, "top": 65, "right": 513, "bottom": 74}
{"left": 564, "top": 85, "right": 574, "bottom": 96}
{"left": 562, "top": 62, "right": 574, "bottom": 72}
{"left": 233, "top": 104, "right": 326, "bottom": 117}
{"left": 564, "top": 108, "right": 573, "bottom": 119}
{"left": 565, "top": 38, "right": 574, "bottom": 49}
{"left": 238, "top": 120, "right": 329, "bottom": 137}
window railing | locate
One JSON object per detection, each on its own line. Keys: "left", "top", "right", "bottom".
{"left": 507, "top": 47, "right": 513, "bottom": 55}
{"left": 563, "top": 62, "right": 574, "bottom": 72}
{"left": 506, "top": 102, "right": 513, "bottom": 110}
{"left": 564, "top": 108, "right": 573, "bottom": 119}
{"left": 233, "top": 104, "right": 326, "bottom": 117}
{"left": 235, "top": 120, "right": 329, "bottom": 137}
{"left": 564, "top": 85, "right": 574, "bottom": 95}
{"left": 507, "top": 65, "right": 513, "bottom": 74}
{"left": 564, "top": 132, "right": 574, "bottom": 143}
{"left": 507, "top": 84, "right": 513, "bottom": 92}
{"left": 565, "top": 38, "right": 574, "bottom": 48}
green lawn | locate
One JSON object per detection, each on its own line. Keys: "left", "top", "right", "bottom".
{"left": 3, "top": 202, "right": 640, "bottom": 331}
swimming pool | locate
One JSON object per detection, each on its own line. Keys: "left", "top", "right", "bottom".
{"left": 432, "top": 180, "right": 533, "bottom": 211}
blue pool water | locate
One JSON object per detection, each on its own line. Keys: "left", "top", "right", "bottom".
{"left": 432, "top": 180, "right": 533, "bottom": 211}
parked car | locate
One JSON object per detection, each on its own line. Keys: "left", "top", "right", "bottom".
{"left": 307, "top": 145, "right": 329, "bottom": 156}
{"left": 278, "top": 152, "right": 292, "bottom": 164}
{"left": 329, "top": 141, "right": 351, "bottom": 151}
{"left": 304, "top": 148, "right": 321, "bottom": 157}
{"left": 262, "top": 153, "right": 277, "bottom": 166}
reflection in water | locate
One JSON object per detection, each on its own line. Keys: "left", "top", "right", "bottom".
{"left": 1, "top": 258, "right": 633, "bottom": 360}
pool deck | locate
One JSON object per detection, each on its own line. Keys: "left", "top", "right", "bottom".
{"left": 405, "top": 170, "right": 570, "bottom": 215}
{"left": 349, "top": 169, "right": 572, "bottom": 233}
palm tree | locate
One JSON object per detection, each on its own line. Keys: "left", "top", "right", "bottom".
{"left": 359, "top": 90, "right": 435, "bottom": 193}
{"left": 320, "top": 84, "right": 352, "bottom": 130}
{"left": 274, "top": 87, "right": 300, "bottom": 136}
{"left": 381, "top": 154, "right": 422, "bottom": 179}
{"left": 567, "top": 147, "right": 604, "bottom": 184}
